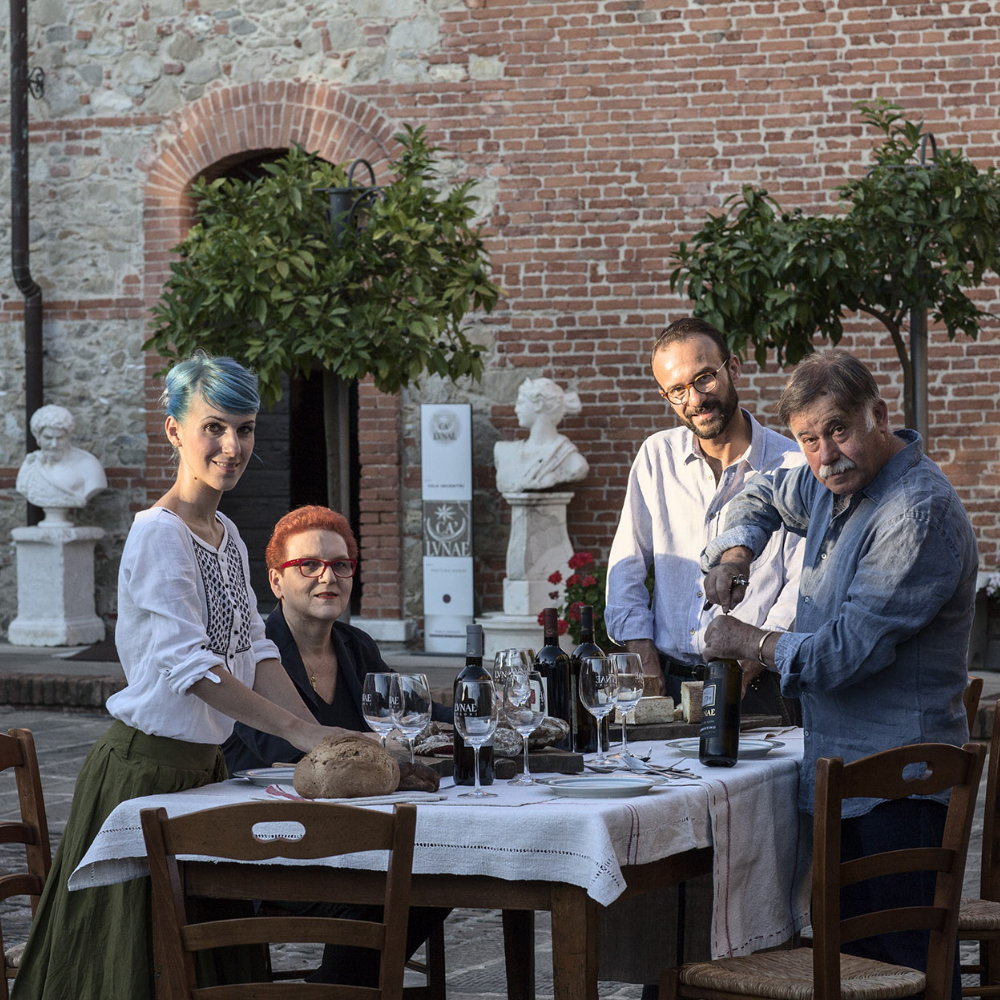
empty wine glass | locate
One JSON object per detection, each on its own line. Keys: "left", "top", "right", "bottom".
{"left": 606, "top": 653, "right": 644, "bottom": 760}
{"left": 579, "top": 655, "right": 620, "bottom": 767}
{"left": 494, "top": 647, "right": 534, "bottom": 691}
{"left": 361, "top": 672, "right": 397, "bottom": 749}
{"left": 390, "top": 673, "right": 432, "bottom": 765}
{"left": 454, "top": 676, "right": 499, "bottom": 799}
{"left": 504, "top": 670, "right": 546, "bottom": 786}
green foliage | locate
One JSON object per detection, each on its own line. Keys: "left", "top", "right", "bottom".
{"left": 670, "top": 99, "right": 1000, "bottom": 424}
{"left": 146, "top": 126, "right": 503, "bottom": 404}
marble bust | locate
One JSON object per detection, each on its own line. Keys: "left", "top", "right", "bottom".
{"left": 493, "top": 378, "right": 589, "bottom": 494}
{"left": 16, "top": 405, "right": 107, "bottom": 519}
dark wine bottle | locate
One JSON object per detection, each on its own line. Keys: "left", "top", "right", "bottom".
{"left": 698, "top": 658, "right": 742, "bottom": 767}
{"left": 570, "top": 605, "right": 607, "bottom": 754}
{"left": 534, "top": 608, "right": 573, "bottom": 751}
{"left": 452, "top": 624, "right": 495, "bottom": 785}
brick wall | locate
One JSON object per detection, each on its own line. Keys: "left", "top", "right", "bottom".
{"left": 1, "top": 0, "right": 998, "bottom": 634}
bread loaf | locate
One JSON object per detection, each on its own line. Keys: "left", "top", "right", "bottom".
{"left": 397, "top": 761, "right": 441, "bottom": 792}
{"left": 293, "top": 734, "right": 400, "bottom": 799}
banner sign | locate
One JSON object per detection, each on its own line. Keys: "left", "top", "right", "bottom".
{"left": 421, "top": 404, "right": 473, "bottom": 653}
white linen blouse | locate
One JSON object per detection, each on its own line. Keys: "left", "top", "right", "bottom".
{"left": 107, "top": 507, "right": 280, "bottom": 744}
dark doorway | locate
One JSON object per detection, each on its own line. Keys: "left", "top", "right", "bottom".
{"left": 207, "top": 149, "right": 361, "bottom": 614}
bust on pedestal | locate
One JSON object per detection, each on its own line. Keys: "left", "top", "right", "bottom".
{"left": 480, "top": 378, "right": 589, "bottom": 658}
{"left": 8, "top": 405, "right": 107, "bottom": 646}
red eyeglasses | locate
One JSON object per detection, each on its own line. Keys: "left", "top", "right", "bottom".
{"left": 278, "top": 558, "right": 358, "bottom": 580}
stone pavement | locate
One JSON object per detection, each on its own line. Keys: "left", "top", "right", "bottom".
{"left": 0, "top": 640, "right": 996, "bottom": 996}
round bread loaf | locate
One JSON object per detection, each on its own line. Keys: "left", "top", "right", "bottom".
{"left": 293, "top": 734, "right": 400, "bottom": 799}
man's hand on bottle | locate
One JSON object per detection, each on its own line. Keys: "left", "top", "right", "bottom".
{"left": 624, "top": 638, "right": 666, "bottom": 696}
{"left": 703, "top": 547, "right": 754, "bottom": 612}
{"left": 703, "top": 615, "right": 760, "bottom": 665}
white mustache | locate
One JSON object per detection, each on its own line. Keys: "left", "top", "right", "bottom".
{"left": 819, "top": 457, "right": 857, "bottom": 479}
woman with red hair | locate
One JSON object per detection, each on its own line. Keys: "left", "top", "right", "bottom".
{"left": 224, "top": 504, "right": 450, "bottom": 769}
{"left": 222, "top": 505, "right": 450, "bottom": 988}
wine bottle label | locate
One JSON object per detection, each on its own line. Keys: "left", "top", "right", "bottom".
{"left": 700, "top": 680, "right": 722, "bottom": 737}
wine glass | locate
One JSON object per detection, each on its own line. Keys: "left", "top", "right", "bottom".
{"left": 361, "top": 672, "right": 397, "bottom": 749}
{"left": 494, "top": 648, "right": 534, "bottom": 691}
{"left": 579, "top": 655, "right": 620, "bottom": 766}
{"left": 390, "top": 673, "right": 432, "bottom": 765}
{"left": 454, "top": 676, "right": 499, "bottom": 799}
{"left": 606, "top": 653, "right": 644, "bottom": 760}
{"left": 504, "top": 670, "right": 546, "bottom": 786}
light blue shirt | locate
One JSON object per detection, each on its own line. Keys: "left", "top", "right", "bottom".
{"left": 605, "top": 410, "right": 805, "bottom": 664}
{"left": 702, "top": 430, "right": 977, "bottom": 816}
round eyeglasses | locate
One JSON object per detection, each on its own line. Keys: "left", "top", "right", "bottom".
{"left": 278, "top": 557, "right": 358, "bottom": 579}
{"left": 658, "top": 360, "right": 730, "bottom": 405}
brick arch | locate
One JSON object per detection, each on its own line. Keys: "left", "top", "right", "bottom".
{"left": 137, "top": 82, "right": 406, "bottom": 622}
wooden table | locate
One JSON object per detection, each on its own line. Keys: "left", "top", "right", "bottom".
{"left": 180, "top": 846, "right": 713, "bottom": 999}
{"left": 72, "top": 733, "right": 807, "bottom": 999}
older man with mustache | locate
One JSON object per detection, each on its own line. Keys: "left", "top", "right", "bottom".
{"left": 700, "top": 349, "right": 977, "bottom": 996}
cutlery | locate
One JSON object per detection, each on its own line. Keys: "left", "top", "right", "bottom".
{"left": 621, "top": 756, "right": 694, "bottom": 778}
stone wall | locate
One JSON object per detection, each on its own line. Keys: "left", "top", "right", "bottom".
{"left": 1, "top": 0, "right": 999, "bottom": 640}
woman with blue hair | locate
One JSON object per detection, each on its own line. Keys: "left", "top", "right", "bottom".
{"left": 13, "top": 354, "right": 357, "bottom": 999}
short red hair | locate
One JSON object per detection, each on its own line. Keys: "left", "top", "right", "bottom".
{"left": 265, "top": 505, "right": 358, "bottom": 570}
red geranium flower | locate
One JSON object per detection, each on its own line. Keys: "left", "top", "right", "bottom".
{"left": 548, "top": 570, "right": 563, "bottom": 584}
{"left": 536, "top": 611, "right": 545, "bottom": 627}
{"left": 557, "top": 618, "right": 569, "bottom": 635}
{"left": 568, "top": 551, "right": 593, "bottom": 570}
{"left": 566, "top": 573, "right": 580, "bottom": 587}
{"left": 581, "top": 574, "right": 597, "bottom": 587}
{"left": 549, "top": 590, "right": 560, "bottom": 600}
{"left": 567, "top": 601, "right": 583, "bottom": 622}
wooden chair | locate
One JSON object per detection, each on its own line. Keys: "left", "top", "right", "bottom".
{"left": 0, "top": 728, "right": 52, "bottom": 1000}
{"left": 959, "top": 698, "right": 1000, "bottom": 997}
{"left": 141, "top": 801, "right": 417, "bottom": 999}
{"left": 966, "top": 676, "right": 985, "bottom": 737}
{"left": 660, "top": 740, "right": 986, "bottom": 1000}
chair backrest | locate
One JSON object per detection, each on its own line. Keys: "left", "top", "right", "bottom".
{"left": 965, "top": 675, "right": 984, "bottom": 736}
{"left": 980, "top": 699, "right": 1000, "bottom": 902}
{"left": 0, "top": 728, "right": 52, "bottom": 1000}
{"left": 141, "top": 800, "right": 417, "bottom": 999}
{"left": 811, "top": 741, "right": 985, "bottom": 1000}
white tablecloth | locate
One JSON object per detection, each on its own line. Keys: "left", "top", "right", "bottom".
{"left": 69, "top": 731, "right": 810, "bottom": 959}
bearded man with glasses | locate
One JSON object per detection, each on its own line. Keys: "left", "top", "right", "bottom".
{"left": 605, "top": 317, "right": 805, "bottom": 722}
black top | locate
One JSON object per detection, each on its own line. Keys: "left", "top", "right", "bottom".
{"left": 222, "top": 604, "right": 451, "bottom": 773}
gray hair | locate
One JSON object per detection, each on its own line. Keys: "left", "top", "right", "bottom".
{"left": 777, "top": 351, "right": 881, "bottom": 430}
{"left": 29, "top": 404, "right": 75, "bottom": 437}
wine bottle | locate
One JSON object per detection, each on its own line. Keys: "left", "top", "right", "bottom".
{"left": 570, "top": 605, "right": 607, "bottom": 754}
{"left": 698, "top": 658, "right": 742, "bottom": 767}
{"left": 534, "top": 608, "right": 573, "bottom": 751}
{"left": 452, "top": 624, "right": 495, "bottom": 785}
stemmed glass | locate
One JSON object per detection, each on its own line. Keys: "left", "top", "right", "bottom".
{"left": 494, "top": 648, "right": 534, "bottom": 691}
{"left": 606, "top": 653, "right": 644, "bottom": 760}
{"left": 504, "top": 670, "right": 547, "bottom": 786}
{"left": 361, "top": 672, "right": 397, "bottom": 749}
{"left": 454, "top": 676, "right": 499, "bottom": 799}
{"left": 390, "top": 673, "right": 432, "bottom": 765}
{"left": 579, "top": 655, "right": 620, "bottom": 767}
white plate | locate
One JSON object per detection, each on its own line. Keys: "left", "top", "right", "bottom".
{"left": 537, "top": 774, "right": 662, "bottom": 798}
{"left": 663, "top": 738, "right": 784, "bottom": 761}
{"left": 232, "top": 767, "right": 297, "bottom": 786}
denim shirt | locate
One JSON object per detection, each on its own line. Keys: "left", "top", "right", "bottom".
{"left": 702, "top": 431, "right": 978, "bottom": 816}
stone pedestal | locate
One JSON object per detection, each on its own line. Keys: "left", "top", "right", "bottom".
{"left": 479, "top": 491, "right": 574, "bottom": 660}
{"left": 8, "top": 525, "right": 105, "bottom": 646}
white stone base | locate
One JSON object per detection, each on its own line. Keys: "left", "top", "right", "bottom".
{"left": 350, "top": 617, "right": 417, "bottom": 644}
{"left": 477, "top": 611, "right": 568, "bottom": 661}
{"left": 8, "top": 525, "right": 105, "bottom": 647}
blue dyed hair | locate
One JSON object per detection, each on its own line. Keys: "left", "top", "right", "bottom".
{"left": 160, "top": 352, "right": 260, "bottom": 421}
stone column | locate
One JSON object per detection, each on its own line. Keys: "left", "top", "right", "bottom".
{"left": 478, "top": 491, "right": 574, "bottom": 659}
{"left": 8, "top": 525, "right": 105, "bottom": 646}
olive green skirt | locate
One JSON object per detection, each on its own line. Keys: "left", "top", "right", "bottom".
{"left": 11, "top": 720, "right": 229, "bottom": 1000}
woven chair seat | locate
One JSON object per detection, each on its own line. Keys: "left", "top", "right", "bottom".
{"left": 958, "top": 896, "right": 1000, "bottom": 931}
{"left": 678, "top": 946, "right": 926, "bottom": 1000}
